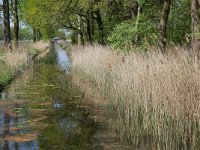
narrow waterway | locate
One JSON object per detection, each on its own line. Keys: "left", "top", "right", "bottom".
{"left": 0, "top": 43, "right": 95, "bottom": 150}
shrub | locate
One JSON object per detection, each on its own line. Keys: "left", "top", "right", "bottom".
{"left": 107, "top": 15, "right": 158, "bottom": 52}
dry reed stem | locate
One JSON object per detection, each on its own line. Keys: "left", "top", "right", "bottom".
{"left": 71, "top": 45, "right": 200, "bottom": 149}
{"left": 32, "top": 41, "right": 49, "bottom": 51}
{"left": 0, "top": 41, "right": 49, "bottom": 72}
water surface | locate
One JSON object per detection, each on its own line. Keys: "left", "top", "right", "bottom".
{"left": 0, "top": 44, "right": 94, "bottom": 150}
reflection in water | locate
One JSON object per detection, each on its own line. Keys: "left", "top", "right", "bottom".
{"left": 52, "top": 101, "right": 63, "bottom": 109}
{"left": 0, "top": 44, "right": 94, "bottom": 150}
{"left": 1, "top": 92, "right": 6, "bottom": 99}
{"left": 55, "top": 44, "right": 70, "bottom": 74}
{"left": 3, "top": 113, "right": 10, "bottom": 150}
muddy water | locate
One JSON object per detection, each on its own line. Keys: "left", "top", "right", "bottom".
{"left": 0, "top": 44, "right": 94, "bottom": 150}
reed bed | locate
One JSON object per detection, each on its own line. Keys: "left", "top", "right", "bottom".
{"left": 0, "top": 41, "right": 49, "bottom": 85}
{"left": 3, "top": 49, "right": 29, "bottom": 71}
{"left": 1, "top": 41, "right": 49, "bottom": 70}
{"left": 71, "top": 45, "right": 200, "bottom": 149}
{"left": 31, "top": 41, "right": 49, "bottom": 51}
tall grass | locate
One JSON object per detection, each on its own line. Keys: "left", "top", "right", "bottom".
{"left": 2, "top": 41, "right": 49, "bottom": 68}
{"left": 0, "top": 41, "right": 49, "bottom": 86}
{"left": 71, "top": 45, "right": 200, "bottom": 149}
{"left": 31, "top": 41, "right": 49, "bottom": 51}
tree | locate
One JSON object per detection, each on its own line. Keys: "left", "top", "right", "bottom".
{"left": 130, "top": 0, "right": 138, "bottom": 18}
{"left": 19, "top": 0, "right": 192, "bottom": 51}
{"left": 191, "top": 0, "right": 200, "bottom": 54}
{"left": 20, "top": 0, "right": 58, "bottom": 40}
{"left": 77, "top": 14, "right": 85, "bottom": 45}
{"left": 95, "top": 9, "right": 106, "bottom": 45}
{"left": 11, "top": 0, "right": 19, "bottom": 48}
{"left": 159, "top": 0, "right": 172, "bottom": 52}
{"left": 3, "top": 0, "right": 11, "bottom": 48}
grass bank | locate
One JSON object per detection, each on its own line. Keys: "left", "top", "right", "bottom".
{"left": 71, "top": 45, "right": 200, "bottom": 149}
{"left": 0, "top": 41, "right": 49, "bottom": 89}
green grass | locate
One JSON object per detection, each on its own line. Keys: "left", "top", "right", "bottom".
{"left": 0, "top": 61, "right": 12, "bottom": 86}
{"left": 0, "top": 50, "right": 5, "bottom": 57}
{"left": 0, "top": 42, "right": 48, "bottom": 89}
{"left": 29, "top": 48, "right": 40, "bottom": 56}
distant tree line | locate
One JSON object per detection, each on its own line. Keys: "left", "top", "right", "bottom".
{"left": 1, "top": 0, "right": 33, "bottom": 49}
{"left": 2, "top": 0, "right": 19, "bottom": 48}
{"left": 17, "top": 0, "right": 200, "bottom": 53}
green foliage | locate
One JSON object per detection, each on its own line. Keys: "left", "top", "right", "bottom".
{"left": 55, "top": 30, "right": 66, "bottom": 40}
{"left": 108, "top": 16, "right": 158, "bottom": 52}
{"left": 107, "top": 20, "right": 135, "bottom": 51}
{"left": 19, "top": 26, "right": 33, "bottom": 40}
{"left": 29, "top": 48, "right": 39, "bottom": 56}
{"left": 20, "top": 0, "right": 59, "bottom": 39}
{"left": 167, "top": 0, "right": 191, "bottom": 43}
{"left": 0, "top": 61, "right": 12, "bottom": 86}
{"left": 70, "top": 31, "right": 78, "bottom": 44}
{"left": 0, "top": 25, "right": 32, "bottom": 41}
{"left": 0, "top": 26, "right": 4, "bottom": 40}
{"left": 19, "top": 0, "right": 193, "bottom": 49}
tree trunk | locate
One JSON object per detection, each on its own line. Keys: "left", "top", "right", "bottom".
{"left": 159, "top": 0, "right": 171, "bottom": 53}
{"left": 33, "top": 28, "right": 37, "bottom": 42}
{"left": 3, "top": 0, "right": 11, "bottom": 48}
{"left": 89, "top": 0, "right": 95, "bottom": 37}
{"left": 86, "top": 0, "right": 94, "bottom": 44}
{"left": 130, "top": 0, "right": 138, "bottom": 18}
{"left": 95, "top": 9, "right": 106, "bottom": 45}
{"left": 77, "top": 16, "right": 81, "bottom": 45}
{"left": 78, "top": 15, "right": 84, "bottom": 45}
{"left": 135, "top": 2, "right": 141, "bottom": 45}
{"left": 191, "top": 0, "right": 200, "bottom": 54}
{"left": 80, "top": 32, "right": 84, "bottom": 45}
{"left": 80, "top": 15, "right": 84, "bottom": 45}
{"left": 33, "top": 28, "right": 41, "bottom": 42}
{"left": 37, "top": 30, "right": 42, "bottom": 41}
{"left": 86, "top": 12, "right": 93, "bottom": 44}
{"left": 12, "top": 0, "right": 19, "bottom": 48}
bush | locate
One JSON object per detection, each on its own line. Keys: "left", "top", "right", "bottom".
{"left": 107, "top": 15, "right": 158, "bottom": 52}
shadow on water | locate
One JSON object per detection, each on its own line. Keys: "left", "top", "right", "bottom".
{"left": 0, "top": 43, "right": 95, "bottom": 150}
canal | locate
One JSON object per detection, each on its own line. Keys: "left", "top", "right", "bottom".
{"left": 0, "top": 43, "right": 95, "bottom": 150}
